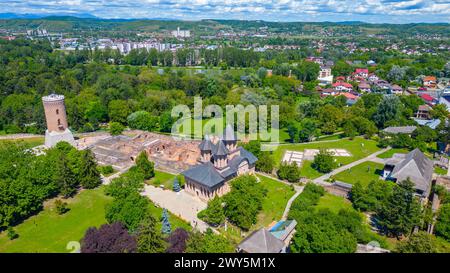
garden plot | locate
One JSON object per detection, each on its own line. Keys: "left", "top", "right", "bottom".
{"left": 282, "top": 151, "right": 304, "bottom": 165}
{"left": 283, "top": 149, "right": 351, "bottom": 164}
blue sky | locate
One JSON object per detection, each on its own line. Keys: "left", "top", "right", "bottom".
{"left": 2, "top": 0, "right": 450, "bottom": 23}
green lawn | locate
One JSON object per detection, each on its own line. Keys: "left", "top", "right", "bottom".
{"left": 147, "top": 170, "right": 177, "bottom": 190}
{"left": 256, "top": 175, "right": 296, "bottom": 228}
{"left": 315, "top": 193, "right": 354, "bottom": 213}
{"left": 435, "top": 166, "right": 448, "bottom": 175}
{"left": 0, "top": 185, "right": 190, "bottom": 253}
{"left": 331, "top": 161, "right": 384, "bottom": 187}
{"left": 273, "top": 137, "right": 381, "bottom": 179}
{"left": 219, "top": 175, "right": 295, "bottom": 244}
{"left": 0, "top": 137, "right": 45, "bottom": 149}
{"left": 376, "top": 148, "right": 409, "bottom": 159}
{"left": 0, "top": 187, "right": 112, "bottom": 253}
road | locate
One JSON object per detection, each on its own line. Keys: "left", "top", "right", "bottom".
{"left": 313, "top": 147, "right": 391, "bottom": 184}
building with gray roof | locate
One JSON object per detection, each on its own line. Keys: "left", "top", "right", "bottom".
{"left": 382, "top": 126, "right": 417, "bottom": 135}
{"left": 236, "top": 229, "right": 286, "bottom": 253}
{"left": 383, "top": 149, "right": 433, "bottom": 198}
{"left": 182, "top": 124, "right": 258, "bottom": 201}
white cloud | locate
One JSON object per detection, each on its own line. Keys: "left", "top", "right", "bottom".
{"left": 1, "top": 0, "right": 449, "bottom": 22}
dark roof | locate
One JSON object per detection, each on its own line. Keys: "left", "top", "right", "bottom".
{"left": 182, "top": 147, "right": 258, "bottom": 189}
{"left": 223, "top": 124, "right": 236, "bottom": 141}
{"left": 182, "top": 162, "right": 225, "bottom": 188}
{"left": 382, "top": 126, "right": 417, "bottom": 134}
{"left": 238, "top": 147, "right": 258, "bottom": 165}
{"left": 213, "top": 140, "right": 229, "bottom": 156}
{"left": 390, "top": 148, "right": 433, "bottom": 196}
{"left": 237, "top": 229, "right": 285, "bottom": 253}
{"left": 199, "top": 138, "right": 213, "bottom": 151}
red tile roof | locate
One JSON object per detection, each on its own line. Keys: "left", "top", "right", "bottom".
{"left": 420, "top": 94, "right": 434, "bottom": 102}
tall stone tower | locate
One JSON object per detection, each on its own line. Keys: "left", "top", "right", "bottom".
{"left": 42, "top": 94, "right": 75, "bottom": 147}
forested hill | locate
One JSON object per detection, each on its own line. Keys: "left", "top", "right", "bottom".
{"left": 0, "top": 17, "right": 449, "bottom": 36}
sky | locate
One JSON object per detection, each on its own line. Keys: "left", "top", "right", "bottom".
{"left": 2, "top": 0, "right": 450, "bottom": 23}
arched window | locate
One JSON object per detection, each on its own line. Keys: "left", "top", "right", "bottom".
{"left": 57, "top": 119, "right": 61, "bottom": 125}
{"left": 56, "top": 109, "right": 59, "bottom": 115}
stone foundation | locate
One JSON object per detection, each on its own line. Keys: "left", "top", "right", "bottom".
{"left": 45, "top": 129, "right": 75, "bottom": 147}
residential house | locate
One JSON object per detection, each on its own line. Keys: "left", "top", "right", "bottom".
{"left": 391, "top": 84, "right": 403, "bottom": 94}
{"left": 333, "top": 82, "right": 353, "bottom": 92}
{"left": 416, "top": 104, "right": 432, "bottom": 119}
{"left": 374, "top": 80, "right": 391, "bottom": 92}
{"left": 354, "top": 68, "right": 369, "bottom": 79}
{"left": 368, "top": 73, "right": 379, "bottom": 82}
{"left": 423, "top": 76, "right": 437, "bottom": 88}
{"left": 382, "top": 149, "right": 433, "bottom": 199}
{"left": 317, "top": 66, "right": 333, "bottom": 86}
{"left": 358, "top": 81, "right": 371, "bottom": 93}
{"left": 419, "top": 93, "right": 437, "bottom": 106}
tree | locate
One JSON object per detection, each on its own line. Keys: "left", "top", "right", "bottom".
{"left": 256, "top": 152, "right": 274, "bottom": 173}
{"left": 127, "top": 111, "right": 158, "bottom": 131}
{"left": 377, "top": 179, "right": 422, "bottom": 237}
{"left": 55, "top": 153, "right": 78, "bottom": 198}
{"left": 223, "top": 175, "right": 267, "bottom": 230}
{"left": 173, "top": 177, "right": 181, "bottom": 192}
{"left": 81, "top": 222, "right": 137, "bottom": 253}
{"left": 166, "top": 228, "right": 190, "bottom": 253}
{"left": 109, "top": 122, "right": 125, "bottom": 136}
{"left": 105, "top": 193, "right": 150, "bottom": 232}
{"left": 136, "top": 215, "right": 166, "bottom": 253}
{"left": 186, "top": 229, "right": 233, "bottom": 253}
{"left": 135, "top": 151, "right": 155, "bottom": 179}
{"left": 108, "top": 100, "right": 130, "bottom": 124}
{"left": 79, "top": 149, "right": 102, "bottom": 189}
{"left": 435, "top": 203, "right": 450, "bottom": 241}
{"left": 290, "top": 209, "right": 357, "bottom": 253}
{"left": 430, "top": 104, "right": 449, "bottom": 120}
{"left": 161, "top": 209, "right": 172, "bottom": 235}
{"left": 373, "top": 95, "right": 401, "bottom": 128}
{"left": 198, "top": 197, "right": 225, "bottom": 226}
{"left": 277, "top": 162, "right": 301, "bottom": 182}
{"left": 312, "top": 149, "right": 337, "bottom": 173}
{"left": 396, "top": 232, "right": 437, "bottom": 253}
{"left": 350, "top": 180, "right": 392, "bottom": 212}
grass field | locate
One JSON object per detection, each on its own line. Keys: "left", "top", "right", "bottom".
{"left": 435, "top": 166, "right": 448, "bottom": 175}
{"left": 273, "top": 137, "right": 381, "bottom": 179}
{"left": 315, "top": 193, "right": 354, "bottom": 213}
{"left": 331, "top": 161, "right": 384, "bottom": 187}
{"left": 147, "top": 170, "right": 177, "bottom": 190}
{"left": 0, "top": 185, "right": 190, "bottom": 253}
{"left": 376, "top": 148, "right": 409, "bottom": 159}
{"left": 256, "top": 175, "right": 296, "bottom": 228}
{"left": 0, "top": 137, "right": 45, "bottom": 149}
{"left": 0, "top": 187, "right": 112, "bottom": 253}
{"left": 219, "top": 175, "right": 295, "bottom": 244}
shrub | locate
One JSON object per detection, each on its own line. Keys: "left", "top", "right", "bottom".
{"left": 55, "top": 199, "right": 70, "bottom": 215}
{"left": 7, "top": 227, "right": 18, "bottom": 240}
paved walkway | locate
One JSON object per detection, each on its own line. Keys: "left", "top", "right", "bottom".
{"left": 281, "top": 186, "right": 304, "bottom": 220}
{"left": 313, "top": 147, "right": 391, "bottom": 184}
{"left": 141, "top": 185, "right": 211, "bottom": 232}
